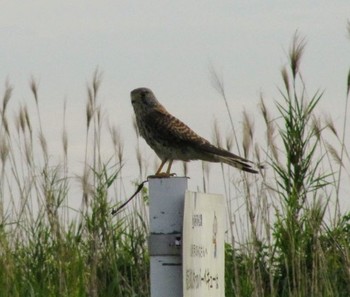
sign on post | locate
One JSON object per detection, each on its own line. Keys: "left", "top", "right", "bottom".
{"left": 183, "top": 191, "right": 225, "bottom": 297}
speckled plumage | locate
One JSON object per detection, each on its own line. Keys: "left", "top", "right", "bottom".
{"left": 131, "top": 87, "right": 259, "bottom": 176}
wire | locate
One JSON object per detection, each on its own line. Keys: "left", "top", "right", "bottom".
{"left": 111, "top": 180, "right": 148, "bottom": 215}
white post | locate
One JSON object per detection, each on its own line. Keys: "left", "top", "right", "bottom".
{"left": 148, "top": 177, "right": 188, "bottom": 297}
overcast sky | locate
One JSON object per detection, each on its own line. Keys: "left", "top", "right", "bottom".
{"left": 1, "top": 1, "right": 350, "bottom": 209}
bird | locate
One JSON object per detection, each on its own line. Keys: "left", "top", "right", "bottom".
{"left": 131, "top": 87, "right": 261, "bottom": 177}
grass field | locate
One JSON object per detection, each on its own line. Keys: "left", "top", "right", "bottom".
{"left": 1, "top": 32, "right": 350, "bottom": 296}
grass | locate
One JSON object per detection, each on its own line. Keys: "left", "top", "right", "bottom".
{"left": 0, "top": 31, "right": 350, "bottom": 296}
{"left": 216, "top": 31, "right": 350, "bottom": 296}
{"left": 0, "top": 73, "right": 149, "bottom": 297}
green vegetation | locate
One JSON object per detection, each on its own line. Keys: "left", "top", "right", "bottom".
{"left": 0, "top": 74, "right": 149, "bottom": 297}
{"left": 1, "top": 32, "right": 350, "bottom": 296}
{"left": 222, "top": 32, "right": 350, "bottom": 297}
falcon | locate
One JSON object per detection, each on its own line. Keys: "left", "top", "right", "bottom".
{"left": 131, "top": 87, "right": 260, "bottom": 176}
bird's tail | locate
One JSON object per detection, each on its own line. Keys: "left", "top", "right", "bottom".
{"left": 218, "top": 155, "right": 262, "bottom": 174}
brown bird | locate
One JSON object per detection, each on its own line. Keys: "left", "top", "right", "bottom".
{"left": 131, "top": 87, "right": 260, "bottom": 176}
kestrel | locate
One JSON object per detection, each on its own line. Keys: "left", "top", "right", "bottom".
{"left": 131, "top": 87, "right": 260, "bottom": 176}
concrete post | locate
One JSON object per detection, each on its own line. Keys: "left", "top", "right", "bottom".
{"left": 148, "top": 177, "right": 188, "bottom": 297}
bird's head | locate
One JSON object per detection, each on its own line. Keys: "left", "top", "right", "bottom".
{"left": 131, "top": 88, "right": 163, "bottom": 115}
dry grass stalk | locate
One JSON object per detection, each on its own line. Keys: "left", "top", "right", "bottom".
{"left": 24, "top": 138, "right": 33, "bottom": 166}
{"left": 209, "top": 64, "right": 241, "bottom": 155}
{"left": 0, "top": 136, "right": 9, "bottom": 166}
{"left": 92, "top": 68, "right": 102, "bottom": 99}
{"left": 29, "top": 77, "right": 39, "bottom": 104}
{"left": 132, "top": 115, "right": 139, "bottom": 138}
{"left": 1, "top": 116, "right": 9, "bottom": 135}
{"left": 109, "top": 124, "right": 124, "bottom": 164}
{"left": 324, "top": 114, "right": 338, "bottom": 137}
{"left": 62, "top": 100, "right": 68, "bottom": 160}
{"left": 2, "top": 80, "right": 12, "bottom": 113}
{"left": 38, "top": 131, "right": 48, "bottom": 162}
{"left": 242, "top": 110, "right": 253, "bottom": 158}
{"left": 23, "top": 105, "right": 32, "bottom": 137}
{"left": 19, "top": 105, "right": 26, "bottom": 133}
{"left": 281, "top": 66, "right": 290, "bottom": 94}
{"left": 212, "top": 118, "right": 222, "bottom": 148}
{"left": 260, "top": 97, "right": 279, "bottom": 162}
{"left": 80, "top": 167, "right": 93, "bottom": 207}
{"left": 86, "top": 95, "right": 93, "bottom": 129}
{"left": 289, "top": 31, "right": 306, "bottom": 79}
{"left": 201, "top": 161, "right": 210, "bottom": 193}
{"left": 268, "top": 129, "right": 279, "bottom": 162}
{"left": 109, "top": 124, "right": 119, "bottom": 148}
{"left": 259, "top": 95, "right": 269, "bottom": 125}
{"left": 225, "top": 133, "right": 233, "bottom": 152}
{"left": 209, "top": 63, "right": 225, "bottom": 98}
{"left": 96, "top": 106, "right": 102, "bottom": 127}
{"left": 136, "top": 144, "right": 143, "bottom": 178}
{"left": 62, "top": 128, "right": 68, "bottom": 158}
{"left": 325, "top": 141, "right": 343, "bottom": 167}
{"left": 254, "top": 143, "right": 261, "bottom": 164}
{"left": 347, "top": 69, "right": 350, "bottom": 96}
{"left": 311, "top": 115, "right": 322, "bottom": 140}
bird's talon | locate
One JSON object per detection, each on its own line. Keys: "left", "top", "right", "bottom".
{"left": 147, "top": 172, "right": 177, "bottom": 179}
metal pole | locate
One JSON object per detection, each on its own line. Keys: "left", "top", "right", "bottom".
{"left": 148, "top": 177, "right": 188, "bottom": 297}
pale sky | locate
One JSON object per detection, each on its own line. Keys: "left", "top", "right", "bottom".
{"left": 1, "top": 1, "right": 350, "bottom": 212}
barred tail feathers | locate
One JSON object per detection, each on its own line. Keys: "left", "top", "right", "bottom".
{"left": 217, "top": 155, "right": 259, "bottom": 174}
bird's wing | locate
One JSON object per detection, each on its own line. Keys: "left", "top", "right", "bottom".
{"left": 146, "top": 109, "right": 253, "bottom": 165}
{"left": 146, "top": 109, "right": 211, "bottom": 145}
